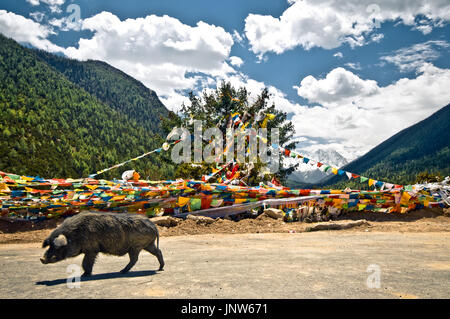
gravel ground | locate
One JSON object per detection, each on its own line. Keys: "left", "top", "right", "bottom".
{"left": 0, "top": 208, "right": 448, "bottom": 299}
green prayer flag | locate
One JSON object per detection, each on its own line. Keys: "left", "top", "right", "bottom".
{"left": 190, "top": 198, "right": 202, "bottom": 211}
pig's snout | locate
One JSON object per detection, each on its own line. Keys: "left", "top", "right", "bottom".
{"left": 40, "top": 255, "right": 57, "bottom": 264}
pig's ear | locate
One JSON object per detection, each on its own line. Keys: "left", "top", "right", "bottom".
{"left": 42, "top": 238, "right": 50, "bottom": 248}
{"left": 53, "top": 234, "right": 68, "bottom": 247}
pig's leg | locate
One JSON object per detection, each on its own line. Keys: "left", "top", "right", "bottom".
{"left": 145, "top": 242, "right": 164, "bottom": 271}
{"left": 120, "top": 249, "right": 140, "bottom": 274}
{"left": 81, "top": 252, "right": 98, "bottom": 277}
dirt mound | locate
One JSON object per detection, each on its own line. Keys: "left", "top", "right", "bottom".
{"left": 158, "top": 213, "right": 308, "bottom": 237}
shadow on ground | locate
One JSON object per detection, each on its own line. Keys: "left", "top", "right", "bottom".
{"left": 35, "top": 270, "right": 158, "bottom": 286}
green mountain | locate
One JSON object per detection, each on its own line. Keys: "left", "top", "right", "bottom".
{"left": 0, "top": 34, "right": 174, "bottom": 180}
{"left": 33, "top": 50, "right": 168, "bottom": 135}
{"left": 322, "top": 103, "right": 450, "bottom": 188}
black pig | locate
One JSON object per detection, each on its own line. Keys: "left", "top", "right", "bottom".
{"left": 40, "top": 212, "right": 164, "bottom": 276}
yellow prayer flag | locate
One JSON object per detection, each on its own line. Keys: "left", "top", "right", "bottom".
{"left": 111, "top": 195, "right": 126, "bottom": 201}
{"left": 260, "top": 114, "right": 275, "bottom": 128}
{"left": 402, "top": 192, "right": 412, "bottom": 201}
{"left": 400, "top": 192, "right": 412, "bottom": 205}
{"left": 178, "top": 197, "right": 190, "bottom": 207}
{"left": 333, "top": 199, "right": 342, "bottom": 207}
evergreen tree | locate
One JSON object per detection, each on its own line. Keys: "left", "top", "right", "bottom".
{"left": 161, "top": 82, "right": 298, "bottom": 184}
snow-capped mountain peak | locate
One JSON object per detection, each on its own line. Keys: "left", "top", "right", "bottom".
{"left": 286, "top": 149, "right": 349, "bottom": 184}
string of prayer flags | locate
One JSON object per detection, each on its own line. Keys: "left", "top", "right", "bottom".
{"left": 88, "top": 139, "right": 181, "bottom": 178}
{"left": 1, "top": 167, "right": 447, "bottom": 221}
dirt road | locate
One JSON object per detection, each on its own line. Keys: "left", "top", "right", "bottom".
{"left": 1, "top": 231, "right": 449, "bottom": 298}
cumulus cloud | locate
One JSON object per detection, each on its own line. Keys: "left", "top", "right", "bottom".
{"left": 380, "top": 40, "right": 450, "bottom": 72}
{"left": 63, "top": 12, "right": 235, "bottom": 111}
{"left": 244, "top": 0, "right": 450, "bottom": 58}
{"left": 0, "top": 10, "right": 63, "bottom": 52}
{"left": 333, "top": 52, "right": 343, "bottom": 58}
{"left": 294, "top": 67, "right": 378, "bottom": 106}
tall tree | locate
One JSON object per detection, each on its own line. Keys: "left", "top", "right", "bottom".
{"left": 161, "top": 82, "right": 298, "bottom": 185}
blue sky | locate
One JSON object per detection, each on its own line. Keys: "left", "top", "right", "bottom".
{"left": 1, "top": 0, "right": 449, "bottom": 161}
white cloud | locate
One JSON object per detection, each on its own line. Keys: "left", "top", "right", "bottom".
{"left": 26, "top": 0, "right": 40, "bottom": 5}
{"left": 380, "top": 40, "right": 450, "bottom": 72}
{"left": 291, "top": 63, "right": 450, "bottom": 160}
{"left": 344, "top": 62, "right": 362, "bottom": 70}
{"left": 244, "top": 0, "right": 450, "bottom": 58}
{"left": 294, "top": 67, "right": 378, "bottom": 106}
{"left": 64, "top": 12, "right": 235, "bottom": 111}
{"left": 0, "top": 10, "right": 63, "bottom": 52}
{"left": 371, "top": 33, "right": 384, "bottom": 43}
{"left": 229, "top": 56, "right": 244, "bottom": 67}
{"left": 333, "top": 52, "right": 343, "bottom": 58}
{"left": 414, "top": 25, "right": 433, "bottom": 34}
{"left": 232, "top": 30, "right": 244, "bottom": 44}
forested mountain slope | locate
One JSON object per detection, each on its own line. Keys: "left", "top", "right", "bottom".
{"left": 0, "top": 34, "right": 174, "bottom": 179}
